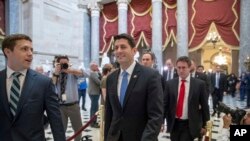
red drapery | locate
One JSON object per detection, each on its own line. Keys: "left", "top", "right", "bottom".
{"left": 128, "top": 0, "right": 152, "bottom": 48}
{"left": 100, "top": 2, "right": 118, "bottom": 53}
{"left": 0, "top": 0, "right": 5, "bottom": 36}
{"left": 163, "top": 0, "right": 177, "bottom": 48}
{"left": 188, "top": 0, "right": 240, "bottom": 49}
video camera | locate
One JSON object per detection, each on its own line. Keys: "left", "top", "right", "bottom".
{"left": 61, "top": 63, "right": 69, "bottom": 69}
{"left": 217, "top": 102, "right": 246, "bottom": 124}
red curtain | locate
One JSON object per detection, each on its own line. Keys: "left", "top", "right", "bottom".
{"left": 0, "top": 0, "right": 5, "bottom": 36}
{"left": 188, "top": 0, "right": 240, "bottom": 48}
{"left": 99, "top": 2, "right": 118, "bottom": 53}
{"left": 128, "top": 0, "right": 152, "bottom": 48}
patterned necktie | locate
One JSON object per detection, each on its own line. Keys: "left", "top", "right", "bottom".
{"left": 9, "top": 72, "right": 22, "bottom": 116}
{"left": 168, "top": 70, "right": 171, "bottom": 80}
{"left": 60, "top": 72, "right": 67, "bottom": 94}
{"left": 120, "top": 71, "right": 128, "bottom": 107}
{"left": 176, "top": 80, "right": 186, "bottom": 118}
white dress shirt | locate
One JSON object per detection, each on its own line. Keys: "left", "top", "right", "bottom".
{"left": 6, "top": 66, "right": 27, "bottom": 102}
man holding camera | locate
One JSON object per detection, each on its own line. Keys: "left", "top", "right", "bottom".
{"left": 219, "top": 112, "right": 250, "bottom": 141}
{"left": 53, "top": 55, "right": 84, "bottom": 141}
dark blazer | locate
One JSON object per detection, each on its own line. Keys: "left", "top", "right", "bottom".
{"left": 0, "top": 69, "right": 65, "bottom": 141}
{"left": 164, "top": 77, "right": 210, "bottom": 138}
{"left": 210, "top": 72, "right": 227, "bottom": 93}
{"left": 162, "top": 68, "right": 178, "bottom": 81}
{"left": 194, "top": 72, "right": 210, "bottom": 96}
{"left": 104, "top": 63, "right": 163, "bottom": 141}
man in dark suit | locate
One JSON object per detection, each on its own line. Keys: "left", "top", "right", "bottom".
{"left": 190, "top": 60, "right": 210, "bottom": 98}
{"left": 105, "top": 33, "right": 163, "bottom": 141}
{"left": 211, "top": 65, "right": 227, "bottom": 117}
{"left": 163, "top": 58, "right": 178, "bottom": 81}
{"left": 0, "top": 34, "right": 65, "bottom": 141}
{"left": 164, "top": 56, "right": 210, "bottom": 141}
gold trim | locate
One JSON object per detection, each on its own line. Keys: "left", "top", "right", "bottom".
{"left": 163, "top": 6, "right": 169, "bottom": 47}
{"left": 163, "top": 1, "right": 177, "bottom": 9}
{"left": 102, "top": 11, "right": 118, "bottom": 22}
{"left": 130, "top": 10, "right": 135, "bottom": 37}
{"left": 231, "top": 0, "right": 240, "bottom": 41}
{"left": 135, "top": 32, "right": 150, "bottom": 48}
{"left": 188, "top": 0, "right": 197, "bottom": 46}
{"left": 101, "top": 19, "right": 107, "bottom": 53}
{"left": 129, "top": 4, "right": 152, "bottom": 16}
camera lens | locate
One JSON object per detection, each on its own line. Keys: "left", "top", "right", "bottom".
{"left": 61, "top": 63, "right": 68, "bottom": 69}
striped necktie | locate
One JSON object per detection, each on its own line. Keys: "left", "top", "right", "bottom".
{"left": 9, "top": 72, "right": 22, "bottom": 116}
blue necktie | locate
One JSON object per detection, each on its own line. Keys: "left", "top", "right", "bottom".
{"left": 9, "top": 72, "right": 22, "bottom": 116}
{"left": 120, "top": 71, "right": 128, "bottom": 107}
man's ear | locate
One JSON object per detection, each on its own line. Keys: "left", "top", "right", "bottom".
{"left": 3, "top": 48, "right": 11, "bottom": 56}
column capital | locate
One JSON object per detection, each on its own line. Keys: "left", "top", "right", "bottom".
{"left": 88, "top": 1, "right": 103, "bottom": 11}
{"left": 152, "top": 0, "right": 162, "bottom": 3}
{"left": 117, "top": 0, "right": 131, "bottom": 4}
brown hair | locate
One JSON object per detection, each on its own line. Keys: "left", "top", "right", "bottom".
{"left": 114, "top": 33, "right": 135, "bottom": 48}
{"left": 1, "top": 34, "right": 32, "bottom": 58}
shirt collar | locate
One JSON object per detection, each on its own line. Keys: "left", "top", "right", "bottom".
{"left": 120, "top": 61, "right": 136, "bottom": 76}
{"left": 179, "top": 74, "right": 191, "bottom": 83}
{"left": 7, "top": 66, "right": 27, "bottom": 78}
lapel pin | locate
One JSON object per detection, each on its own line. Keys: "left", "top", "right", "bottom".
{"left": 133, "top": 75, "right": 137, "bottom": 78}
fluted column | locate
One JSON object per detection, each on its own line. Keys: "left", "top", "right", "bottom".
{"left": 177, "top": 0, "right": 188, "bottom": 57}
{"left": 78, "top": 3, "right": 91, "bottom": 68}
{"left": 117, "top": 0, "right": 130, "bottom": 34}
{"left": 90, "top": 2, "right": 102, "bottom": 65}
{"left": 152, "top": 0, "right": 163, "bottom": 71}
{"left": 239, "top": 0, "right": 250, "bottom": 73}
{"left": 6, "top": 0, "right": 21, "bottom": 34}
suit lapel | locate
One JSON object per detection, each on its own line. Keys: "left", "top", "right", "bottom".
{"left": 14, "top": 69, "right": 36, "bottom": 120}
{"left": 123, "top": 63, "right": 140, "bottom": 108}
{"left": 174, "top": 78, "right": 179, "bottom": 104}
{"left": 0, "top": 69, "right": 13, "bottom": 120}
{"left": 188, "top": 78, "right": 194, "bottom": 103}
{"left": 113, "top": 70, "right": 123, "bottom": 110}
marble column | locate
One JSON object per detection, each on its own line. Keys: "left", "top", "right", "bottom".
{"left": 239, "top": 0, "right": 250, "bottom": 73}
{"left": 6, "top": 0, "right": 21, "bottom": 34}
{"left": 78, "top": 4, "right": 91, "bottom": 68}
{"left": 117, "top": 0, "right": 130, "bottom": 34}
{"left": 177, "top": 0, "right": 188, "bottom": 57}
{"left": 152, "top": 0, "right": 163, "bottom": 71}
{"left": 90, "top": 3, "right": 101, "bottom": 65}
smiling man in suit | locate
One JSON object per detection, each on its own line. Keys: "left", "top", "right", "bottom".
{"left": 104, "top": 33, "right": 163, "bottom": 141}
{"left": 0, "top": 34, "right": 65, "bottom": 141}
{"left": 164, "top": 56, "right": 210, "bottom": 141}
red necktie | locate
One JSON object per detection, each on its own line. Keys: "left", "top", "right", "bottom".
{"left": 176, "top": 80, "right": 186, "bottom": 118}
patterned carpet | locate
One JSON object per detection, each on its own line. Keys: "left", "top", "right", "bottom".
{"left": 45, "top": 94, "right": 249, "bottom": 141}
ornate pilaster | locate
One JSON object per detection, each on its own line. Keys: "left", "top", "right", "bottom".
{"left": 117, "top": 0, "right": 130, "bottom": 34}
{"left": 78, "top": 2, "right": 91, "bottom": 68}
{"left": 177, "top": 0, "right": 188, "bottom": 57}
{"left": 152, "top": 0, "right": 163, "bottom": 71}
{"left": 89, "top": 2, "right": 102, "bottom": 65}
{"left": 239, "top": 0, "right": 250, "bottom": 73}
{"left": 6, "top": 0, "right": 21, "bottom": 34}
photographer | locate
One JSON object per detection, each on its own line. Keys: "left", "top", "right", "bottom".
{"left": 53, "top": 55, "right": 84, "bottom": 141}
{"left": 219, "top": 112, "right": 250, "bottom": 141}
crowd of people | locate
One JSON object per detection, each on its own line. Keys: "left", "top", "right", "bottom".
{"left": 0, "top": 33, "right": 250, "bottom": 141}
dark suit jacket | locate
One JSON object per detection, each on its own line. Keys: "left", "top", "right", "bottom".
{"left": 0, "top": 69, "right": 65, "bottom": 141}
{"left": 194, "top": 72, "right": 210, "bottom": 97}
{"left": 164, "top": 77, "right": 210, "bottom": 138}
{"left": 210, "top": 72, "right": 227, "bottom": 93}
{"left": 162, "top": 68, "right": 178, "bottom": 81}
{"left": 104, "top": 63, "right": 163, "bottom": 141}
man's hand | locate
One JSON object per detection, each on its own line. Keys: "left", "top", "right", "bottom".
{"left": 223, "top": 114, "right": 232, "bottom": 129}
{"left": 200, "top": 128, "right": 206, "bottom": 136}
